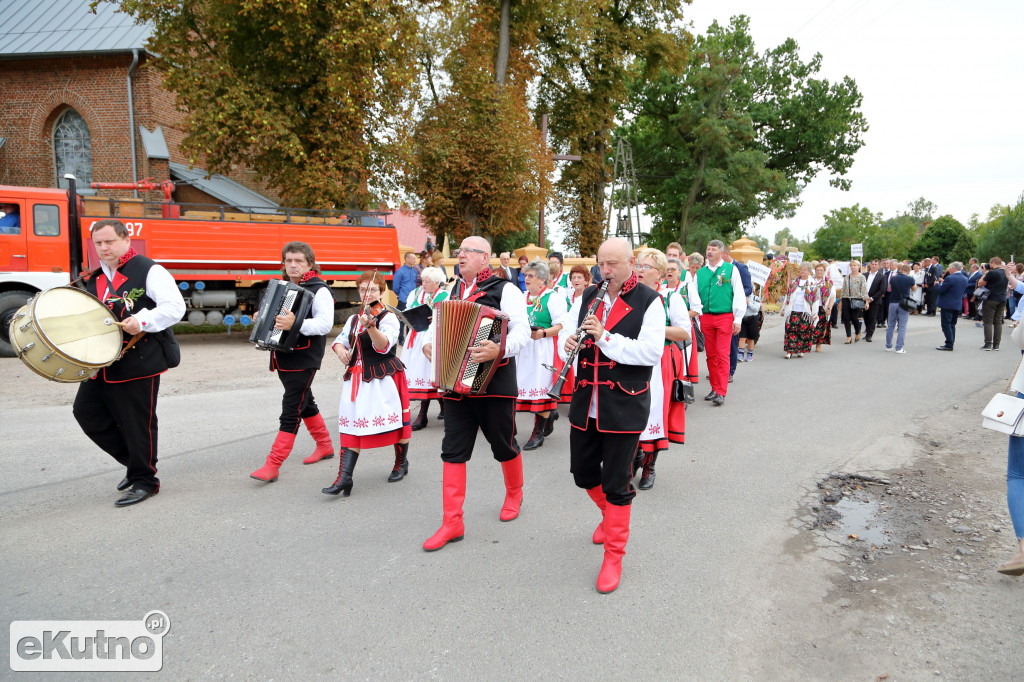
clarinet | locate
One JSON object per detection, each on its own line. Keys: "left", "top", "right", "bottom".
{"left": 545, "top": 279, "right": 610, "bottom": 400}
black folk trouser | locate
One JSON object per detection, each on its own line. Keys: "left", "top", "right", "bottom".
{"left": 278, "top": 368, "right": 320, "bottom": 434}
{"left": 440, "top": 396, "right": 520, "bottom": 464}
{"left": 570, "top": 426, "right": 641, "bottom": 507}
{"left": 74, "top": 374, "right": 162, "bottom": 492}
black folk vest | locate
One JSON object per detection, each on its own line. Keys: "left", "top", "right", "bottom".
{"left": 570, "top": 279, "right": 659, "bottom": 432}
{"left": 348, "top": 311, "right": 404, "bottom": 381}
{"left": 86, "top": 253, "right": 168, "bottom": 382}
{"left": 448, "top": 274, "right": 518, "bottom": 399}
{"left": 272, "top": 276, "right": 329, "bottom": 372}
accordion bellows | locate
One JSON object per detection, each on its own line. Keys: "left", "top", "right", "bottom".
{"left": 432, "top": 300, "right": 508, "bottom": 395}
{"left": 250, "top": 280, "right": 313, "bottom": 351}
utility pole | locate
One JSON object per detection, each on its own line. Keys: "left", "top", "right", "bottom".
{"left": 538, "top": 113, "right": 581, "bottom": 248}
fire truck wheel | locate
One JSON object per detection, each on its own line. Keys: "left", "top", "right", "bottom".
{"left": 0, "top": 290, "right": 34, "bottom": 358}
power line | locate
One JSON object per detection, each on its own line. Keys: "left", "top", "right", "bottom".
{"left": 792, "top": 0, "right": 842, "bottom": 37}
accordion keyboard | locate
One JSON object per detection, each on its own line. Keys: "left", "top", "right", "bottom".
{"left": 460, "top": 317, "right": 494, "bottom": 390}
{"left": 268, "top": 289, "right": 298, "bottom": 345}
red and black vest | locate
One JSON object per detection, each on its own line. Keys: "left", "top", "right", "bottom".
{"left": 271, "top": 275, "right": 330, "bottom": 371}
{"left": 85, "top": 252, "right": 169, "bottom": 383}
{"left": 448, "top": 273, "right": 518, "bottom": 399}
{"left": 570, "top": 277, "right": 659, "bottom": 433}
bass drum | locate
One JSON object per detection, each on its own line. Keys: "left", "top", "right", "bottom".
{"left": 8, "top": 287, "right": 123, "bottom": 383}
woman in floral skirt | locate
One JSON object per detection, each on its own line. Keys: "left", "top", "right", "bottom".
{"left": 782, "top": 261, "right": 820, "bottom": 359}
{"left": 812, "top": 261, "right": 835, "bottom": 353}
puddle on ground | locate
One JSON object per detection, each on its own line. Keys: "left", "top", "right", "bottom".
{"left": 812, "top": 474, "right": 896, "bottom": 549}
{"left": 828, "top": 495, "right": 891, "bottom": 547}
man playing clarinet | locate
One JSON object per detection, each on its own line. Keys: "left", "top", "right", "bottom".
{"left": 421, "top": 236, "right": 530, "bottom": 551}
{"left": 559, "top": 237, "right": 665, "bottom": 593}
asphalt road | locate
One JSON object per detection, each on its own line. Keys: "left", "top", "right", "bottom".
{"left": 1, "top": 314, "right": 1018, "bottom": 679}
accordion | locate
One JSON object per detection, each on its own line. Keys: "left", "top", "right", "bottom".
{"left": 250, "top": 280, "right": 314, "bottom": 351}
{"left": 432, "top": 299, "right": 508, "bottom": 395}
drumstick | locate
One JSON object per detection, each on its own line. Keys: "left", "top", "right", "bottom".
{"left": 103, "top": 318, "right": 128, "bottom": 328}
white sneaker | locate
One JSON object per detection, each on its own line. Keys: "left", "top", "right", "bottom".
{"left": 885, "top": 346, "right": 894, "bottom": 352}
{"left": 895, "top": 348, "right": 907, "bottom": 354}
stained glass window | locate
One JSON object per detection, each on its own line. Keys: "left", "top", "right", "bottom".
{"left": 54, "top": 109, "right": 92, "bottom": 188}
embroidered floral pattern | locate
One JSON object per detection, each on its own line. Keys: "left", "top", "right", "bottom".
{"left": 117, "top": 248, "right": 138, "bottom": 268}
{"left": 354, "top": 417, "right": 369, "bottom": 429}
{"left": 372, "top": 416, "right": 386, "bottom": 427}
{"left": 299, "top": 270, "right": 318, "bottom": 283}
{"left": 388, "top": 414, "right": 400, "bottom": 424}
{"left": 339, "top": 416, "right": 350, "bottom": 427}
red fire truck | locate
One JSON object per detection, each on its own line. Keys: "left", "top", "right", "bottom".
{"left": 0, "top": 177, "right": 400, "bottom": 357}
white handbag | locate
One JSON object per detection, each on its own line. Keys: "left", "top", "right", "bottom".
{"left": 982, "top": 356, "right": 1024, "bottom": 436}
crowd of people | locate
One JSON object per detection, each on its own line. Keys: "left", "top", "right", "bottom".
{"left": 771, "top": 255, "right": 1023, "bottom": 356}
{"left": 70, "top": 217, "right": 1024, "bottom": 590}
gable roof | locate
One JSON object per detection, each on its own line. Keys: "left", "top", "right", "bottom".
{"left": 0, "top": 0, "right": 153, "bottom": 59}
{"left": 169, "top": 162, "right": 280, "bottom": 213}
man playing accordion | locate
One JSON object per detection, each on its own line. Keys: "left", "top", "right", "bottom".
{"left": 421, "top": 236, "right": 530, "bottom": 552}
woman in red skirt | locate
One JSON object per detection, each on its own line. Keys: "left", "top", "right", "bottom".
{"left": 323, "top": 271, "right": 412, "bottom": 496}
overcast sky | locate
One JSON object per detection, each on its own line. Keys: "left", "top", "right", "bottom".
{"left": 679, "top": 0, "right": 1024, "bottom": 243}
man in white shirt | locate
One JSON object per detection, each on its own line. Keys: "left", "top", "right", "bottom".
{"left": 250, "top": 242, "right": 337, "bottom": 483}
{"left": 694, "top": 240, "right": 745, "bottom": 405}
{"left": 72, "top": 219, "right": 186, "bottom": 506}
{"left": 422, "top": 236, "right": 531, "bottom": 552}
{"left": 560, "top": 237, "right": 665, "bottom": 593}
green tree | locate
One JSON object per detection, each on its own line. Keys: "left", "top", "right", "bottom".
{"left": 407, "top": 1, "right": 552, "bottom": 245}
{"left": 623, "top": 16, "right": 867, "bottom": 251}
{"left": 536, "top": 0, "right": 689, "bottom": 256}
{"left": 977, "top": 193, "right": 1024, "bottom": 261}
{"left": 904, "top": 197, "right": 938, "bottom": 222}
{"left": 910, "top": 215, "right": 972, "bottom": 263}
{"left": 873, "top": 217, "right": 919, "bottom": 260}
{"left": 100, "top": 0, "right": 420, "bottom": 209}
{"left": 810, "top": 204, "right": 882, "bottom": 260}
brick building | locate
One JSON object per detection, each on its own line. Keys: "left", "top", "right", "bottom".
{"left": 0, "top": 0, "right": 278, "bottom": 209}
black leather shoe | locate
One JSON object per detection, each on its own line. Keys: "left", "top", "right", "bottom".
{"left": 935, "top": 346, "right": 953, "bottom": 351}
{"left": 728, "top": 375, "right": 734, "bottom": 383}
{"left": 704, "top": 390, "right": 717, "bottom": 401}
{"left": 864, "top": 337, "right": 872, "bottom": 342}
{"left": 712, "top": 394, "right": 725, "bottom": 406}
{"left": 542, "top": 410, "right": 558, "bottom": 437}
{"left": 115, "top": 486, "right": 157, "bottom": 507}
{"left": 116, "top": 476, "right": 131, "bottom": 492}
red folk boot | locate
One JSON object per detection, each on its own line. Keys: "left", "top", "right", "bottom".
{"left": 499, "top": 454, "right": 524, "bottom": 521}
{"left": 586, "top": 486, "right": 607, "bottom": 544}
{"left": 250, "top": 431, "right": 296, "bottom": 482}
{"left": 596, "top": 503, "right": 632, "bottom": 594}
{"left": 423, "top": 462, "right": 467, "bottom": 551}
{"left": 301, "top": 413, "right": 335, "bottom": 464}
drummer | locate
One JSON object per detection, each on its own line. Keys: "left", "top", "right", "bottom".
{"left": 72, "top": 218, "right": 185, "bottom": 506}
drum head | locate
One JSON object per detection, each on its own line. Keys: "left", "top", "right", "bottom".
{"left": 32, "top": 287, "right": 123, "bottom": 365}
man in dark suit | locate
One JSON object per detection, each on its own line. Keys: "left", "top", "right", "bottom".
{"left": 924, "top": 257, "right": 943, "bottom": 315}
{"left": 934, "top": 262, "right": 969, "bottom": 350}
{"left": 878, "top": 259, "right": 893, "bottom": 326}
{"left": 498, "top": 252, "right": 518, "bottom": 283}
{"left": 863, "top": 259, "right": 886, "bottom": 342}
